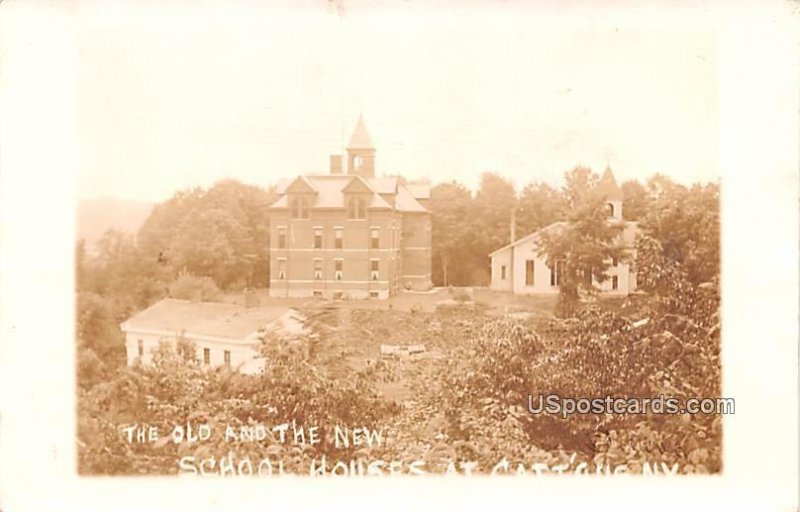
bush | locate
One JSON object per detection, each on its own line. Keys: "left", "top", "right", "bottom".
{"left": 168, "top": 274, "right": 221, "bottom": 302}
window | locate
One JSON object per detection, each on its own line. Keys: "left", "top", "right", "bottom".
{"left": 277, "top": 259, "right": 286, "bottom": 280}
{"left": 370, "top": 259, "right": 379, "bottom": 281}
{"left": 500, "top": 265, "right": 507, "bottom": 280}
{"left": 137, "top": 339, "right": 144, "bottom": 357}
{"left": 612, "top": 276, "right": 619, "bottom": 291}
{"left": 611, "top": 256, "right": 619, "bottom": 267}
{"left": 370, "top": 228, "right": 379, "bottom": 249}
{"left": 313, "top": 227, "right": 322, "bottom": 249}
{"left": 347, "top": 197, "right": 366, "bottom": 220}
{"left": 290, "top": 196, "right": 310, "bottom": 219}
{"left": 203, "top": 348, "right": 210, "bottom": 365}
{"left": 314, "top": 259, "right": 323, "bottom": 280}
{"left": 334, "top": 228, "right": 343, "bottom": 249}
{"left": 525, "top": 260, "right": 535, "bottom": 286}
{"left": 224, "top": 350, "right": 231, "bottom": 365}
{"left": 550, "top": 260, "right": 564, "bottom": 286}
{"left": 606, "top": 203, "right": 615, "bottom": 218}
{"left": 277, "top": 229, "right": 286, "bottom": 249}
{"left": 369, "top": 291, "right": 379, "bottom": 299}
{"left": 334, "top": 259, "right": 343, "bottom": 281}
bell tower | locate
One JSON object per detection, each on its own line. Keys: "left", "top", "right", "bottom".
{"left": 597, "top": 166, "right": 624, "bottom": 221}
{"left": 346, "top": 116, "right": 375, "bottom": 178}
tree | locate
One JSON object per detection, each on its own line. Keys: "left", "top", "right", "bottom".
{"left": 537, "top": 198, "right": 627, "bottom": 317}
{"left": 515, "top": 182, "right": 566, "bottom": 234}
{"left": 170, "top": 208, "right": 251, "bottom": 288}
{"left": 562, "top": 166, "right": 600, "bottom": 209}
{"left": 76, "top": 291, "right": 126, "bottom": 368}
{"left": 472, "top": 173, "right": 518, "bottom": 284}
{"left": 620, "top": 179, "right": 650, "bottom": 221}
{"left": 137, "top": 187, "right": 206, "bottom": 267}
{"left": 640, "top": 177, "right": 720, "bottom": 285}
{"left": 429, "top": 182, "right": 473, "bottom": 286}
{"left": 137, "top": 181, "right": 276, "bottom": 290}
{"left": 168, "top": 273, "right": 222, "bottom": 302}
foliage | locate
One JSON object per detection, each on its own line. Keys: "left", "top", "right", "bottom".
{"left": 537, "top": 198, "right": 627, "bottom": 316}
{"left": 429, "top": 182, "right": 475, "bottom": 286}
{"left": 516, "top": 182, "right": 566, "bottom": 235}
{"left": 138, "top": 180, "right": 276, "bottom": 289}
{"left": 639, "top": 179, "right": 720, "bottom": 286}
{"left": 168, "top": 273, "right": 222, "bottom": 302}
{"left": 76, "top": 291, "right": 126, "bottom": 369}
{"left": 77, "top": 331, "right": 399, "bottom": 475}
{"left": 620, "top": 179, "right": 649, "bottom": 221}
{"left": 76, "top": 167, "right": 720, "bottom": 476}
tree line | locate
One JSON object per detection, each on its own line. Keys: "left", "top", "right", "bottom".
{"left": 76, "top": 167, "right": 719, "bottom": 376}
{"left": 430, "top": 168, "right": 719, "bottom": 288}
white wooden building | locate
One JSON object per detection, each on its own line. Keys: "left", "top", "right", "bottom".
{"left": 489, "top": 167, "right": 640, "bottom": 296}
{"left": 120, "top": 298, "right": 305, "bottom": 374}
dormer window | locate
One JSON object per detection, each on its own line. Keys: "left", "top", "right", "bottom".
{"left": 290, "top": 196, "right": 310, "bottom": 219}
{"left": 347, "top": 196, "right": 366, "bottom": 220}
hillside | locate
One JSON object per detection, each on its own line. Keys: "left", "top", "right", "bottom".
{"left": 77, "top": 197, "right": 153, "bottom": 251}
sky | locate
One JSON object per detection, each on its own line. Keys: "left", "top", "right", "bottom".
{"left": 77, "top": 0, "right": 719, "bottom": 203}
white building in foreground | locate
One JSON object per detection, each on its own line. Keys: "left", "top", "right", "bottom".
{"left": 120, "top": 298, "right": 305, "bottom": 374}
{"left": 489, "top": 167, "right": 640, "bottom": 296}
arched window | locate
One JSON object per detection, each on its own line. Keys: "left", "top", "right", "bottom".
{"left": 606, "top": 202, "right": 615, "bottom": 218}
{"left": 290, "top": 196, "right": 310, "bottom": 219}
{"left": 347, "top": 196, "right": 366, "bottom": 220}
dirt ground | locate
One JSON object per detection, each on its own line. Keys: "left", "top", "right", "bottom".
{"left": 223, "top": 286, "right": 559, "bottom": 316}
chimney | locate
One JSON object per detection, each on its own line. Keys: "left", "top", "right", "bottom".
{"left": 330, "top": 154, "right": 343, "bottom": 175}
{"left": 510, "top": 209, "right": 517, "bottom": 244}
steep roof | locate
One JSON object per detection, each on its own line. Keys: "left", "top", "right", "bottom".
{"left": 120, "top": 298, "right": 294, "bottom": 341}
{"left": 394, "top": 185, "right": 428, "bottom": 213}
{"left": 597, "top": 167, "right": 624, "bottom": 201}
{"left": 346, "top": 116, "right": 374, "bottom": 150}
{"left": 269, "top": 175, "right": 393, "bottom": 210}
{"left": 368, "top": 177, "right": 398, "bottom": 195}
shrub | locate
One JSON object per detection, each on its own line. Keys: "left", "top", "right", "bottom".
{"left": 168, "top": 273, "right": 221, "bottom": 302}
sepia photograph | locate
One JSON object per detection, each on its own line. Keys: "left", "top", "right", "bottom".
{"left": 74, "top": 2, "right": 724, "bottom": 477}
{"left": 0, "top": 0, "right": 798, "bottom": 510}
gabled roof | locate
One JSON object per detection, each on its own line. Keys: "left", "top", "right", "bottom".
{"left": 346, "top": 116, "right": 374, "bottom": 150}
{"left": 394, "top": 185, "right": 427, "bottom": 213}
{"left": 489, "top": 222, "right": 569, "bottom": 257}
{"left": 269, "top": 175, "right": 393, "bottom": 210}
{"left": 342, "top": 175, "right": 374, "bottom": 194}
{"left": 488, "top": 220, "right": 640, "bottom": 258}
{"left": 284, "top": 176, "right": 318, "bottom": 194}
{"left": 597, "top": 167, "right": 624, "bottom": 201}
{"left": 368, "top": 177, "right": 398, "bottom": 195}
{"left": 120, "top": 298, "right": 294, "bottom": 341}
